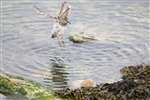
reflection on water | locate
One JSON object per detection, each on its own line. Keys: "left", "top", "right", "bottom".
{"left": 50, "top": 57, "right": 69, "bottom": 91}
{"left": 1, "top": 0, "right": 149, "bottom": 94}
{"left": 5, "top": 94, "right": 28, "bottom": 100}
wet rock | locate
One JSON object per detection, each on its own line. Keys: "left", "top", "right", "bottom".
{"left": 56, "top": 64, "right": 150, "bottom": 100}
{"left": 120, "top": 64, "right": 150, "bottom": 84}
{"left": 69, "top": 33, "right": 97, "bottom": 43}
{"left": 81, "top": 80, "right": 96, "bottom": 88}
{"left": 0, "top": 75, "right": 27, "bottom": 95}
{"left": 71, "top": 80, "right": 96, "bottom": 89}
{"left": 0, "top": 75, "right": 55, "bottom": 100}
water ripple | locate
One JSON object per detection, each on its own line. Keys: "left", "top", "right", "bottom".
{"left": 1, "top": 0, "right": 149, "bottom": 91}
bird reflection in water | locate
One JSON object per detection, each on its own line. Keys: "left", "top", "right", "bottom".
{"left": 50, "top": 57, "right": 69, "bottom": 92}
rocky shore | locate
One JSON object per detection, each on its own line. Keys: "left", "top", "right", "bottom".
{"left": 0, "top": 74, "right": 55, "bottom": 100}
{"left": 0, "top": 64, "right": 149, "bottom": 100}
{"left": 56, "top": 64, "right": 150, "bottom": 100}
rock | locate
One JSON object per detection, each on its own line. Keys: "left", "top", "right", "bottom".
{"left": 56, "top": 64, "right": 150, "bottom": 100}
{"left": 1, "top": 64, "right": 149, "bottom": 100}
{"left": 71, "top": 80, "right": 96, "bottom": 89}
{"left": 0, "top": 75, "right": 27, "bottom": 95}
{"left": 0, "top": 75, "right": 55, "bottom": 100}
{"left": 120, "top": 64, "right": 150, "bottom": 84}
{"left": 81, "top": 80, "right": 96, "bottom": 88}
{"left": 69, "top": 33, "right": 97, "bottom": 43}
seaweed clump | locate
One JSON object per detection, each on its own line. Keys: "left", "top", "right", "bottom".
{"left": 0, "top": 75, "right": 27, "bottom": 95}
{"left": 56, "top": 64, "right": 150, "bottom": 100}
{"left": 120, "top": 65, "right": 150, "bottom": 85}
{"left": 0, "top": 75, "right": 55, "bottom": 100}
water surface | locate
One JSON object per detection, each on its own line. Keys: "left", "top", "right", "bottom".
{"left": 1, "top": 0, "right": 149, "bottom": 95}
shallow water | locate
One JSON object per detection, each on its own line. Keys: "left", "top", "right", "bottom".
{"left": 1, "top": 0, "right": 149, "bottom": 95}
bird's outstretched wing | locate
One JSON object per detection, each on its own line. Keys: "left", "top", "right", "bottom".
{"left": 58, "top": 2, "right": 67, "bottom": 17}
{"left": 59, "top": 2, "right": 71, "bottom": 18}
{"left": 34, "top": 5, "right": 57, "bottom": 19}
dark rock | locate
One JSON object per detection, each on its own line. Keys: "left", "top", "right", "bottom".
{"left": 55, "top": 64, "right": 150, "bottom": 100}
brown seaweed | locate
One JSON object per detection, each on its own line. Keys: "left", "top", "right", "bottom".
{"left": 55, "top": 64, "right": 150, "bottom": 100}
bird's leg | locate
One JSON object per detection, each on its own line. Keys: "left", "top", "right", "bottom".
{"left": 57, "top": 34, "right": 65, "bottom": 47}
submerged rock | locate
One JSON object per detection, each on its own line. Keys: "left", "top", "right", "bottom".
{"left": 69, "top": 33, "right": 97, "bottom": 43}
{"left": 56, "top": 64, "right": 150, "bottom": 100}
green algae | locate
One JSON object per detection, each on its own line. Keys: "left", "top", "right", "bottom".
{"left": 1, "top": 64, "right": 150, "bottom": 100}
{"left": 69, "top": 33, "right": 96, "bottom": 43}
{"left": 0, "top": 75, "right": 27, "bottom": 95}
{"left": 0, "top": 75, "right": 55, "bottom": 100}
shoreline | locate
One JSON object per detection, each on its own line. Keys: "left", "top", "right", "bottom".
{"left": 56, "top": 64, "right": 150, "bottom": 100}
{"left": 0, "top": 64, "right": 150, "bottom": 100}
